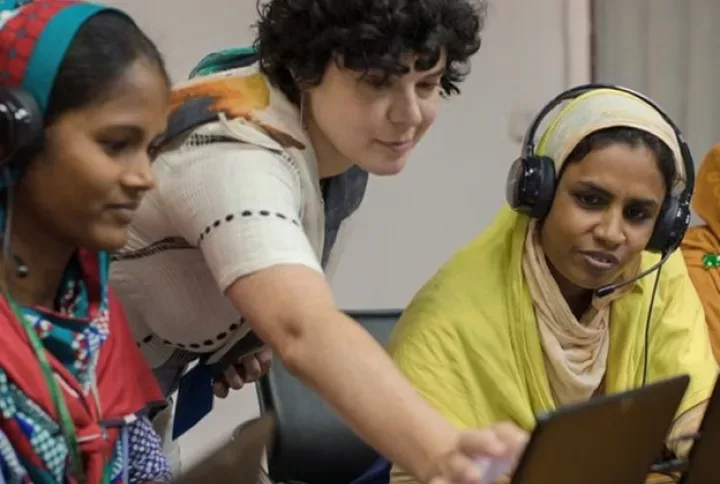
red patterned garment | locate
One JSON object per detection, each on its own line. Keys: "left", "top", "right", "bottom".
{"left": 0, "top": 251, "right": 167, "bottom": 483}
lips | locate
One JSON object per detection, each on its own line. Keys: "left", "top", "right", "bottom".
{"left": 379, "top": 139, "right": 412, "bottom": 145}
{"left": 378, "top": 141, "right": 413, "bottom": 156}
{"left": 581, "top": 250, "right": 620, "bottom": 271}
{"left": 106, "top": 202, "right": 140, "bottom": 224}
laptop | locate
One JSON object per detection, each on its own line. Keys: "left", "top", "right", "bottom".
{"left": 173, "top": 414, "right": 275, "bottom": 484}
{"left": 510, "top": 374, "right": 690, "bottom": 484}
{"left": 678, "top": 375, "right": 720, "bottom": 484}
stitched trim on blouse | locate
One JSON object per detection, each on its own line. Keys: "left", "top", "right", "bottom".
{"left": 196, "top": 210, "right": 300, "bottom": 246}
{"left": 183, "top": 133, "right": 238, "bottom": 148}
{"left": 137, "top": 320, "right": 244, "bottom": 351}
{"left": 112, "top": 237, "right": 194, "bottom": 262}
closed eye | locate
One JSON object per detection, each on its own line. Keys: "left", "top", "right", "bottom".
{"left": 100, "top": 139, "right": 131, "bottom": 156}
{"left": 96, "top": 124, "right": 145, "bottom": 158}
{"left": 417, "top": 81, "right": 439, "bottom": 94}
{"left": 362, "top": 72, "right": 393, "bottom": 90}
{"left": 366, "top": 79, "right": 385, "bottom": 88}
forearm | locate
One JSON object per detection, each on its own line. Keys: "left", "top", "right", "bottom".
{"left": 279, "top": 310, "right": 459, "bottom": 482}
{"left": 227, "top": 266, "right": 463, "bottom": 481}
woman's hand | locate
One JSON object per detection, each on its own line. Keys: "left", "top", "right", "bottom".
{"left": 425, "top": 422, "right": 527, "bottom": 484}
{"left": 212, "top": 346, "right": 273, "bottom": 398}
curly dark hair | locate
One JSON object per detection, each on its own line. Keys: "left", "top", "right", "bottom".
{"left": 254, "top": 0, "right": 486, "bottom": 105}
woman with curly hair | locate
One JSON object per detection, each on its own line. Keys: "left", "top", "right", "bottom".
{"left": 111, "top": 1, "right": 527, "bottom": 482}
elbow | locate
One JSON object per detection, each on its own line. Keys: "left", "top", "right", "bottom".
{"left": 267, "top": 317, "right": 306, "bottom": 376}
{"left": 247, "top": 308, "right": 325, "bottom": 378}
{"left": 224, "top": 265, "right": 339, "bottom": 377}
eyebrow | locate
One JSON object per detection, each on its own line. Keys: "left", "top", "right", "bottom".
{"left": 575, "top": 181, "right": 660, "bottom": 208}
{"left": 95, "top": 124, "right": 145, "bottom": 137}
{"left": 98, "top": 123, "right": 167, "bottom": 142}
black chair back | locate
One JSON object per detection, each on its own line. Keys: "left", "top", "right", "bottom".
{"left": 256, "top": 310, "right": 401, "bottom": 483}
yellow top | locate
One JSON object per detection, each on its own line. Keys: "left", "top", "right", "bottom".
{"left": 388, "top": 206, "right": 718, "bottom": 433}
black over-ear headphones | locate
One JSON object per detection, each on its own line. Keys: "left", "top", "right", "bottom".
{"left": 0, "top": 87, "right": 43, "bottom": 168}
{"left": 505, "top": 83, "right": 695, "bottom": 255}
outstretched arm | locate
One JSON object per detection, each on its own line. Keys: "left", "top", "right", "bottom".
{"left": 159, "top": 142, "right": 527, "bottom": 482}
{"left": 227, "top": 265, "right": 526, "bottom": 483}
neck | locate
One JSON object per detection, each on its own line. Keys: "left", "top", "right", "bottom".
{"left": 546, "top": 258, "right": 593, "bottom": 319}
{"left": 1, "top": 194, "right": 74, "bottom": 308}
{"left": 305, "top": 116, "right": 353, "bottom": 179}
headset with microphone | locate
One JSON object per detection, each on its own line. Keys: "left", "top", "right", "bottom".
{"left": 505, "top": 83, "right": 696, "bottom": 384}
{"left": 0, "top": 86, "right": 43, "bottom": 279}
{"left": 0, "top": 87, "right": 43, "bottom": 165}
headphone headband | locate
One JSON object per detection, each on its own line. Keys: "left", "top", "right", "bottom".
{"left": 522, "top": 83, "right": 694, "bottom": 196}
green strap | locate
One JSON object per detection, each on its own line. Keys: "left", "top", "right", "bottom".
{"left": 103, "top": 461, "right": 112, "bottom": 484}
{"left": 4, "top": 292, "right": 86, "bottom": 482}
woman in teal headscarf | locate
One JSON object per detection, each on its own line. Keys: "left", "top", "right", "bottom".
{"left": 0, "top": 1, "right": 171, "bottom": 482}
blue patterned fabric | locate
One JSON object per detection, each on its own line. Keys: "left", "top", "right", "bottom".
{"left": 0, "top": 414, "right": 170, "bottom": 483}
{"left": 27, "top": 254, "right": 110, "bottom": 391}
{"left": 118, "top": 416, "right": 171, "bottom": 483}
{"left": 0, "top": 369, "right": 68, "bottom": 481}
{"left": 0, "top": 425, "right": 26, "bottom": 481}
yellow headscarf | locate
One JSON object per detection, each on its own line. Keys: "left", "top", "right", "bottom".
{"left": 535, "top": 88, "right": 686, "bottom": 187}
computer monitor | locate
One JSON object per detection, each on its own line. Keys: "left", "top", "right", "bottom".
{"left": 511, "top": 375, "right": 690, "bottom": 484}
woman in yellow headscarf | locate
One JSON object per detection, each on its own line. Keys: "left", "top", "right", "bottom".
{"left": 681, "top": 144, "right": 720, "bottom": 362}
{"left": 387, "top": 87, "right": 718, "bottom": 483}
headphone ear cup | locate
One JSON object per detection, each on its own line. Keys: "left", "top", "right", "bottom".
{"left": 506, "top": 155, "right": 556, "bottom": 219}
{"left": 506, "top": 157, "right": 527, "bottom": 210}
{"left": 0, "top": 87, "right": 43, "bottom": 166}
{"left": 646, "top": 195, "right": 691, "bottom": 253}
